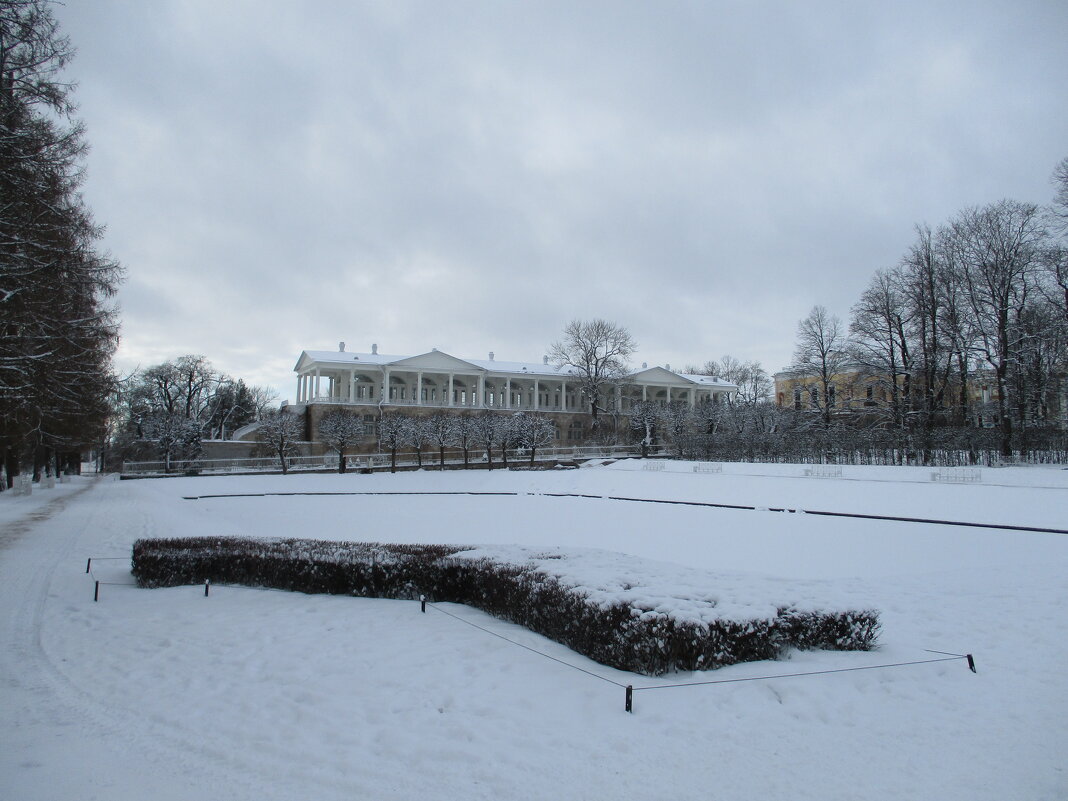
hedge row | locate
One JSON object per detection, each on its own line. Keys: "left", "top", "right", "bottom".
{"left": 131, "top": 537, "right": 880, "bottom": 676}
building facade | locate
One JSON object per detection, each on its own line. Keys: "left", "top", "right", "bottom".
{"left": 290, "top": 343, "right": 737, "bottom": 446}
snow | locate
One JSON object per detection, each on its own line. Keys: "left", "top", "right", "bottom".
{"left": 2, "top": 462, "right": 1067, "bottom": 800}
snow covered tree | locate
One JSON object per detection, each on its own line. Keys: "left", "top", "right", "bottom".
{"left": 144, "top": 413, "right": 202, "bottom": 473}
{"left": 121, "top": 357, "right": 275, "bottom": 445}
{"left": 377, "top": 413, "right": 409, "bottom": 473}
{"left": 426, "top": 413, "right": 456, "bottom": 470}
{"left": 511, "top": 412, "right": 556, "bottom": 465}
{"left": 471, "top": 412, "right": 502, "bottom": 470}
{"left": 1, "top": 0, "right": 122, "bottom": 486}
{"left": 449, "top": 413, "right": 475, "bottom": 469}
{"left": 255, "top": 410, "right": 304, "bottom": 474}
{"left": 318, "top": 409, "right": 365, "bottom": 473}
{"left": 657, "top": 401, "right": 693, "bottom": 455}
{"left": 549, "top": 319, "right": 636, "bottom": 430}
{"left": 403, "top": 415, "right": 433, "bottom": 468}
{"left": 629, "top": 400, "right": 659, "bottom": 456}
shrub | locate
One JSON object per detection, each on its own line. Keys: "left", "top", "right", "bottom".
{"left": 132, "top": 537, "right": 879, "bottom": 676}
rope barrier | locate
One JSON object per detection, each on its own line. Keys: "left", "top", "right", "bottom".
{"left": 630, "top": 655, "right": 974, "bottom": 692}
{"left": 85, "top": 557, "right": 977, "bottom": 711}
{"left": 424, "top": 601, "right": 628, "bottom": 688}
{"left": 422, "top": 602, "right": 978, "bottom": 713}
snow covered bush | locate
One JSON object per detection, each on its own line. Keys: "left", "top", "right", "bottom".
{"left": 132, "top": 537, "right": 880, "bottom": 676}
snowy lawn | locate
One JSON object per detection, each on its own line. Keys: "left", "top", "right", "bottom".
{"left": 1, "top": 461, "right": 1066, "bottom": 800}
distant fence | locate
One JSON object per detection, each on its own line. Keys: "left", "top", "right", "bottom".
{"left": 121, "top": 445, "right": 665, "bottom": 477}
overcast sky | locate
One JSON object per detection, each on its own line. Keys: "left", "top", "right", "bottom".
{"left": 56, "top": 1, "right": 1067, "bottom": 398}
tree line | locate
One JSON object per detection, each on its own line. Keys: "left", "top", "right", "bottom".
{"left": 786, "top": 165, "right": 1067, "bottom": 459}
{"left": 113, "top": 354, "right": 277, "bottom": 471}
{"left": 259, "top": 408, "right": 560, "bottom": 474}
{"left": 1, "top": 1, "right": 121, "bottom": 486}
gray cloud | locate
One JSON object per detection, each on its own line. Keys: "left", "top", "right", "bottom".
{"left": 57, "top": 0, "right": 1068, "bottom": 394}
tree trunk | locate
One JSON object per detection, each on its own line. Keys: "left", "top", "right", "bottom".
{"left": 529, "top": 447, "right": 536, "bottom": 466}
{"left": 390, "top": 446, "right": 397, "bottom": 473}
{"left": 500, "top": 445, "right": 508, "bottom": 468}
{"left": 4, "top": 446, "right": 19, "bottom": 488}
{"left": 486, "top": 447, "right": 493, "bottom": 470}
{"left": 439, "top": 445, "right": 446, "bottom": 470}
{"left": 338, "top": 452, "right": 346, "bottom": 473}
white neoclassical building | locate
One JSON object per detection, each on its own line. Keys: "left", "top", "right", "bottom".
{"left": 292, "top": 343, "right": 737, "bottom": 415}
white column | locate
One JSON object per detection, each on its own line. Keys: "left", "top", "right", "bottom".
{"left": 448, "top": 373, "right": 454, "bottom": 406}
{"left": 615, "top": 384, "right": 622, "bottom": 412}
{"left": 506, "top": 378, "right": 512, "bottom": 409}
{"left": 560, "top": 381, "right": 566, "bottom": 410}
{"left": 478, "top": 374, "right": 485, "bottom": 408}
{"left": 642, "top": 385, "right": 647, "bottom": 402}
{"left": 314, "top": 369, "right": 321, "bottom": 399}
{"left": 296, "top": 375, "right": 303, "bottom": 403}
{"left": 382, "top": 368, "right": 390, "bottom": 402}
{"left": 534, "top": 379, "right": 540, "bottom": 410}
{"left": 417, "top": 372, "right": 423, "bottom": 405}
{"left": 349, "top": 370, "right": 355, "bottom": 402}
{"left": 689, "top": 388, "right": 696, "bottom": 408}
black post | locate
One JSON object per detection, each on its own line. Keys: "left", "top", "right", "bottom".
{"left": 625, "top": 685, "right": 633, "bottom": 713}
{"left": 204, "top": 579, "right": 210, "bottom": 597}
{"left": 86, "top": 557, "right": 92, "bottom": 574}
{"left": 966, "top": 654, "right": 976, "bottom": 673}
{"left": 94, "top": 580, "right": 99, "bottom": 602}
{"left": 420, "top": 594, "right": 426, "bottom": 613}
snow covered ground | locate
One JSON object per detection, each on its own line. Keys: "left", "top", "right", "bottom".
{"left": 1, "top": 461, "right": 1066, "bottom": 800}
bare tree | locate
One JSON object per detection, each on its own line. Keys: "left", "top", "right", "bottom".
{"left": 850, "top": 269, "right": 911, "bottom": 426}
{"left": 791, "top": 306, "right": 851, "bottom": 427}
{"left": 549, "top": 319, "right": 636, "bottom": 430}
{"left": 946, "top": 200, "right": 1046, "bottom": 455}
{"left": 696, "top": 356, "right": 770, "bottom": 406}
{"left": 1050, "top": 156, "right": 1068, "bottom": 233}
{"left": 1040, "top": 157, "right": 1068, "bottom": 326}
{"left": 256, "top": 410, "right": 304, "bottom": 474}
{"left": 318, "top": 409, "right": 365, "bottom": 473}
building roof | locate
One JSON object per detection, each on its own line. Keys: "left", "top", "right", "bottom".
{"left": 296, "top": 348, "right": 738, "bottom": 389}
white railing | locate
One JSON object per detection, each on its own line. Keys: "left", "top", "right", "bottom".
{"left": 930, "top": 467, "right": 982, "bottom": 483}
{"left": 803, "top": 465, "right": 843, "bottom": 478}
